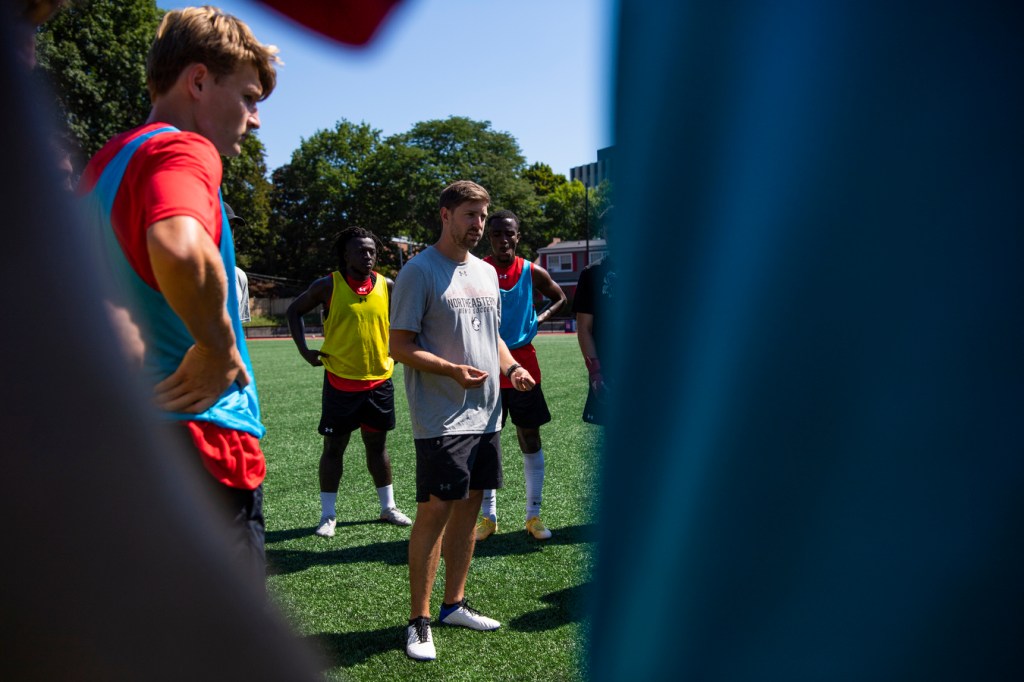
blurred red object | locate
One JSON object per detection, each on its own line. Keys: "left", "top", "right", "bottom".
{"left": 257, "top": 0, "right": 403, "bottom": 46}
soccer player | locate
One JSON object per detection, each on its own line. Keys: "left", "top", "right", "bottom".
{"left": 286, "top": 227, "right": 412, "bottom": 537}
{"left": 391, "top": 181, "right": 536, "bottom": 661}
{"left": 477, "top": 210, "right": 567, "bottom": 541}
{"left": 573, "top": 207, "right": 616, "bottom": 425}
{"left": 223, "top": 203, "right": 252, "bottom": 323}
{"left": 77, "top": 7, "right": 280, "bottom": 578}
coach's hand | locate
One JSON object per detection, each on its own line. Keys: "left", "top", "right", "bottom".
{"left": 450, "top": 364, "right": 488, "bottom": 389}
{"left": 510, "top": 366, "right": 536, "bottom": 392}
{"left": 301, "top": 348, "right": 325, "bottom": 367}
{"left": 154, "top": 343, "right": 250, "bottom": 413}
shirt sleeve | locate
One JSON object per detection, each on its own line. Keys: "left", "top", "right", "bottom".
{"left": 389, "top": 260, "right": 428, "bottom": 333}
{"left": 112, "top": 131, "right": 225, "bottom": 291}
{"left": 573, "top": 265, "right": 596, "bottom": 315}
{"left": 141, "top": 133, "right": 224, "bottom": 244}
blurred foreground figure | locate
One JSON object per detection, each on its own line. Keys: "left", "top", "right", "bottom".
{"left": 0, "top": 2, "right": 320, "bottom": 679}
{"left": 592, "top": 2, "right": 1023, "bottom": 681}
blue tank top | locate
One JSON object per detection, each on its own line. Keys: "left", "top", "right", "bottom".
{"left": 85, "top": 126, "right": 264, "bottom": 437}
{"left": 498, "top": 259, "right": 539, "bottom": 350}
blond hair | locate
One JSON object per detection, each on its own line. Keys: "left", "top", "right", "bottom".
{"left": 146, "top": 6, "right": 280, "bottom": 101}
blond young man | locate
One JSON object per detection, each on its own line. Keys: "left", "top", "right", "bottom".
{"left": 78, "top": 7, "right": 280, "bottom": 577}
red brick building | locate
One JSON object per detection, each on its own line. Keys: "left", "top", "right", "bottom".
{"left": 536, "top": 237, "right": 608, "bottom": 300}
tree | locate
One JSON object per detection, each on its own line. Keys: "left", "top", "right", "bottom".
{"left": 35, "top": 0, "right": 164, "bottom": 160}
{"left": 524, "top": 162, "right": 567, "bottom": 198}
{"left": 222, "top": 134, "right": 273, "bottom": 271}
{"left": 269, "top": 120, "right": 381, "bottom": 282}
{"left": 541, "top": 179, "right": 614, "bottom": 248}
{"left": 519, "top": 162, "right": 569, "bottom": 260}
{"left": 359, "top": 116, "right": 539, "bottom": 256}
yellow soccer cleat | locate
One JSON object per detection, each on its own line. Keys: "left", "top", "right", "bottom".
{"left": 525, "top": 516, "right": 552, "bottom": 540}
{"left": 475, "top": 516, "right": 497, "bottom": 541}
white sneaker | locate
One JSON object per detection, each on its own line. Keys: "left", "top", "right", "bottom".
{"left": 439, "top": 599, "right": 500, "bottom": 631}
{"left": 405, "top": 617, "right": 436, "bottom": 661}
{"left": 380, "top": 507, "right": 412, "bottom": 526}
{"left": 314, "top": 516, "right": 336, "bottom": 538}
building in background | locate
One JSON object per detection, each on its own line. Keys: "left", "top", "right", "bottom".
{"left": 569, "top": 145, "right": 614, "bottom": 187}
{"left": 536, "top": 237, "right": 607, "bottom": 301}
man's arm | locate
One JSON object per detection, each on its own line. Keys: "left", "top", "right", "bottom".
{"left": 390, "top": 329, "right": 488, "bottom": 389}
{"left": 531, "top": 262, "right": 567, "bottom": 325}
{"left": 286, "top": 276, "right": 332, "bottom": 367}
{"left": 576, "top": 311, "right": 604, "bottom": 392}
{"left": 497, "top": 336, "right": 536, "bottom": 392}
{"left": 148, "top": 216, "right": 248, "bottom": 414}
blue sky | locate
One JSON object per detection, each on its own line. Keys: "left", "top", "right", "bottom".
{"left": 164, "top": 0, "right": 616, "bottom": 178}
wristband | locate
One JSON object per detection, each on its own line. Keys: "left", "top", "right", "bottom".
{"left": 505, "top": 363, "right": 522, "bottom": 379}
{"left": 584, "top": 356, "right": 601, "bottom": 375}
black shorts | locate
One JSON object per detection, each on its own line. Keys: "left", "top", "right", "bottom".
{"left": 318, "top": 375, "right": 396, "bottom": 435}
{"left": 169, "top": 424, "right": 265, "bottom": 583}
{"left": 500, "top": 385, "right": 552, "bottom": 429}
{"left": 582, "top": 383, "right": 611, "bottom": 425}
{"left": 414, "top": 432, "right": 503, "bottom": 503}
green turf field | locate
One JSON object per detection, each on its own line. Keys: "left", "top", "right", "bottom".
{"left": 251, "top": 333, "right": 600, "bottom": 681}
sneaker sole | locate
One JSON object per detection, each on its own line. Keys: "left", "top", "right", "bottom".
{"left": 439, "top": 616, "right": 501, "bottom": 631}
{"left": 406, "top": 649, "right": 436, "bottom": 661}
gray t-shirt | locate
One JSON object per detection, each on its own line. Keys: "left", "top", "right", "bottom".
{"left": 391, "top": 246, "right": 503, "bottom": 439}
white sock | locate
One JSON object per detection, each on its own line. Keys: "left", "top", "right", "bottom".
{"left": 523, "top": 449, "right": 545, "bottom": 520}
{"left": 377, "top": 484, "right": 396, "bottom": 512}
{"left": 481, "top": 489, "right": 497, "bottom": 522}
{"left": 320, "top": 491, "right": 337, "bottom": 518}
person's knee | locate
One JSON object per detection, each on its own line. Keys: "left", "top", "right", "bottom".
{"left": 323, "top": 433, "right": 350, "bottom": 458}
{"left": 361, "top": 428, "right": 388, "bottom": 453}
{"left": 413, "top": 497, "right": 452, "bottom": 532}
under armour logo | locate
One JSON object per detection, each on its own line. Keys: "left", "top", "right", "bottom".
{"left": 439, "top": 483, "right": 451, "bottom": 491}
{"left": 323, "top": 427, "right": 333, "bottom": 433}
{"left": 458, "top": 270, "right": 467, "bottom": 277}
{"left": 359, "top": 297, "right": 366, "bottom": 303}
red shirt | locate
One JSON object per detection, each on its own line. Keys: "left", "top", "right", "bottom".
{"left": 80, "top": 123, "right": 264, "bottom": 490}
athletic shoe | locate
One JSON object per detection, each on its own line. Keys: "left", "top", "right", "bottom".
{"left": 405, "top": 617, "right": 436, "bottom": 661}
{"left": 525, "top": 516, "right": 552, "bottom": 540}
{"left": 380, "top": 507, "right": 412, "bottom": 526}
{"left": 439, "top": 599, "right": 500, "bottom": 631}
{"left": 475, "top": 517, "right": 497, "bottom": 541}
{"left": 314, "top": 516, "right": 336, "bottom": 538}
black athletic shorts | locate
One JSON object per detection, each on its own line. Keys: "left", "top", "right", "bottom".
{"left": 318, "top": 375, "right": 396, "bottom": 435}
{"left": 414, "top": 432, "right": 503, "bottom": 503}
{"left": 169, "top": 424, "right": 265, "bottom": 585}
{"left": 500, "top": 385, "right": 552, "bottom": 429}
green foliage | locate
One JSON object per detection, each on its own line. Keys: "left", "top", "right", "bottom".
{"left": 251, "top": 334, "right": 596, "bottom": 681}
{"left": 524, "top": 162, "right": 567, "bottom": 198}
{"left": 363, "top": 117, "right": 540, "bottom": 256}
{"left": 269, "top": 121, "right": 382, "bottom": 282}
{"left": 539, "top": 180, "right": 614, "bottom": 249}
{"left": 35, "top": 0, "right": 164, "bottom": 159}
{"left": 223, "top": 134, "right": 274, "bottom": 270}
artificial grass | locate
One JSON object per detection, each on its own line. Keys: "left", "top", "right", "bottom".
{"left": 250, "top": 334, "right": 599, "bottom": 681}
